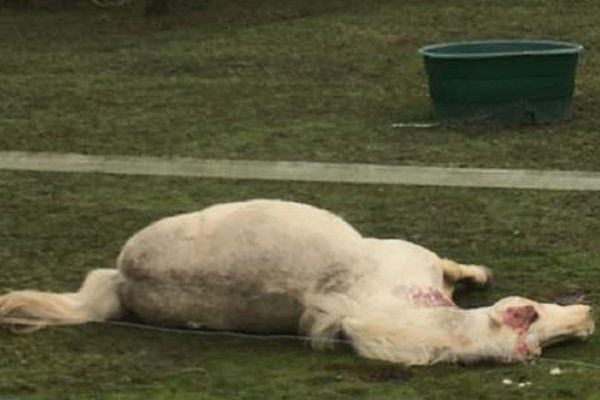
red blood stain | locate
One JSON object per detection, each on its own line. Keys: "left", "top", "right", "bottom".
{"left": 502, "top": 306, "right": 539, "bottom": 331}
{"left": 501, "top": 305, "right": 540, "bottom": 357}
{"left": 411, "top": 287, "right": 455, "bottom": 307}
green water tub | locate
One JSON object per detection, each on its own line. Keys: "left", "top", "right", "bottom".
{"left": 419, "top": 40, "right": 583, "bottom": 123}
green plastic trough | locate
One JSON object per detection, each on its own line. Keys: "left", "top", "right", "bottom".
{"left": 419, "top": 40, "right": 583, "bottom": 124}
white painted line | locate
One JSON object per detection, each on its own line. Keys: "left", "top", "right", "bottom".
{"left": 1, "top": 151, "right": 600, "bottom": 191}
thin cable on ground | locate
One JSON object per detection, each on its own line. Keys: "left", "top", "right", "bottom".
{"left": 3, "top": 316, "right": 597, "bottom": 369}
{"left": 97, "top": 320, "right": 345, "bottom": 344}
{"left": 536, "top": 358, "right": 600, "bottom": 370}
{"left": 91, "top": 319, "right": 600, "bottom": 370}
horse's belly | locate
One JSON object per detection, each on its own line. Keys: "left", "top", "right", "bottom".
{"left": 119, "top": 277, "right": 303, "bottom": 333}
{"left": 115, "top": 200, "right": 366, "bottom": 332}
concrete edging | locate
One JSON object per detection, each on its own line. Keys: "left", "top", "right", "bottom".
{"left": 1, "top": 151, "right": 600, "bottom": 191}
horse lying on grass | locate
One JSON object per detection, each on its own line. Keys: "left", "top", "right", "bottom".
{"left": 0, "top": 200, "right": 594, "bottom": 365}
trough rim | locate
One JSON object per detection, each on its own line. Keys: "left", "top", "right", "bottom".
{"left": 419, "top": 39, "right": 584, "bottom": 60}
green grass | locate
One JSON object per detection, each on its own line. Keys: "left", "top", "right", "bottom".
{"left": 1, "top": 171, "right": 599, "bottom": 399}
{"left": 1, "top": 1, "right": 600, "bottom": 398}
{"left": 1, "top": 0, "right": 600, "bottom": 169}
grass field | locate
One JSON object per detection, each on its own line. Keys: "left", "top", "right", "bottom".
{"left": 1, "top": 0, "right": 600, "bottom": 169}
{"left": 1, "top": 1, "right": 600, "bottom": 399}
{"left": 1, "top": 172, "right": 599, "bottom": 399}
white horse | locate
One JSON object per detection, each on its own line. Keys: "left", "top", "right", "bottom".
{"left": 0, "top": 200, "right": 594, "bottom": 365}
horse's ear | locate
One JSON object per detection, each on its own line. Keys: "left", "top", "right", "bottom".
{"left": 491, "top": 304, "right": 539, "bottom": 330}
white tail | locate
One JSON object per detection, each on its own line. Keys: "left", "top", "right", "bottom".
{"left": 0, "top": 269, "right": 123, "bottom": 332}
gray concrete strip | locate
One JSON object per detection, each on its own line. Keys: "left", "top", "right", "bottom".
{"left": 1, "top": 151, "right": 600, "bottom": 191}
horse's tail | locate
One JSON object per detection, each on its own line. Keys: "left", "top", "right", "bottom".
{"left": 0, "top": 269, "right": 124, "bottom": 333}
